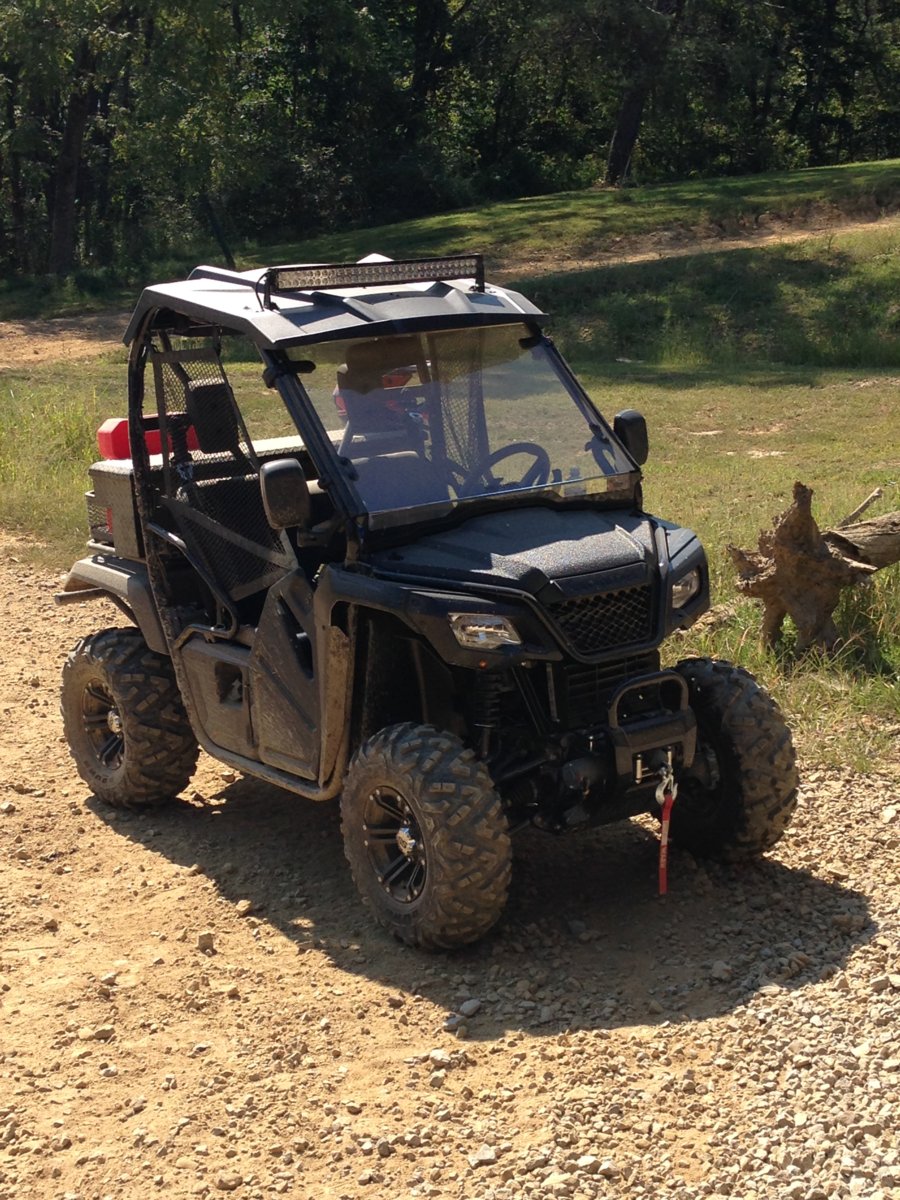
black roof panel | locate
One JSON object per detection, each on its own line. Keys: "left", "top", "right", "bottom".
{"left": 123, "top": 255, "right": 546, "bottom": 348}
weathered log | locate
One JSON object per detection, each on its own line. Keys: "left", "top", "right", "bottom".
{"left": 824, "top": 513, "right": 900, "bottom": 569}
{"left": 727, "top": 482, "right": 900, "bottom": 652}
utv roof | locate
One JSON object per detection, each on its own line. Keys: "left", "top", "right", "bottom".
{"left": 123, "top": 253, "right": 547, "bottom": 349}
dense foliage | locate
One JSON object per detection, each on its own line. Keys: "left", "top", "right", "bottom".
{"left": 3, "top": 0, "right": 900, "bottom": 275}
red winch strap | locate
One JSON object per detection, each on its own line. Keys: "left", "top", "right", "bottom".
{"left": 658, "top": 788, "right": 675, "bottom": 896}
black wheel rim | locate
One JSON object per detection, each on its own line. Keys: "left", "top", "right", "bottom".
{"left": 81, "top": 679, "right": 125, "bottom": 772}
{"left": 676, "top": 740, "right": 723, "bottom": 825}
{"left": 363, "top": 786, "right": 427, "bottom": 904}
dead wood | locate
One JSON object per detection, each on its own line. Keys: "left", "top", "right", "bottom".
{"left": 727, "top": 482, "right": 900, "bottom": 652}
{"left": 836, "top": 487, "right": 883, "bottom": 527}
{"left": 824, "top": 513, "right": 900, "bottom": 569}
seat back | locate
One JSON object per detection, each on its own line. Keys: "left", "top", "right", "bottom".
{"left": 351, "top": 450, "right": 449, "bottom": 512}
{"left": 185, "top": 380, "right": 246, "bottom": 458}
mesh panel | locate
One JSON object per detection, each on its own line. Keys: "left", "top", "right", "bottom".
{"left": 171, "top": 479, "right": 290, "bottom": 602}
{"left": 550, "top": 585, "right": 655, "bottom": 655}
{"left": 152, "top": 349, "right": 256, "bottom": 479}
{"left": 86, "top": 496, "right": 113, "bottom": 544}
{"left": 148, "top": 346, "right": 293, "bottom": 604}
{"left": 433, "top": 336, "right": 489, "bottom": 474}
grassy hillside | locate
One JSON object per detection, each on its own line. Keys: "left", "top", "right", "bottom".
{"left": 255, "top": 159, "right": 900, "bottom": 269}
{"left": 527, "top": 223, "right": 900, "bottom": 369}
{"left": 2, "top": 159, "right": 900, "bottom": 320}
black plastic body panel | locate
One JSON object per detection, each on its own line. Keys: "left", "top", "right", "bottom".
{"left": 180, "top": 640, "right": 257, "bottom": 759}
{"left": 58, "top": 555, "right": 167, "bottom": 654}
{"left": 368, "top": 507, "right": 656, "bottom": 590}
{"left": 364, "top": 506, "right": 710, "bottom": 666}
{"left": 249, "top": 573, "right": 321, "bottom": 777}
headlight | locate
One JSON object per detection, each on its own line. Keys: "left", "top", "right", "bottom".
{"left": 671, "top": 567, "right": 701, "bottom": 609}
{"left": 449, "top": 614, "right": 522, "bottom": 649}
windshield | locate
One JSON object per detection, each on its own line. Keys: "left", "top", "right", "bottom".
{"left": 287, "top": 324, "right": 633, "bottom": 524}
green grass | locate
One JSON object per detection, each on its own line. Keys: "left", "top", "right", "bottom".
{"left": 3, "top": 158, "right": 900, "bottom": 319}
{"left": 0, "top": 356, "right": 127, "bottom": 556}
{"left": 522, "top": 223, "right": 900, "bottom": 369}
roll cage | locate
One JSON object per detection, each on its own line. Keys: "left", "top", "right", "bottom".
{"left": 125, "top": 255, "right": 640, "bottom": 548}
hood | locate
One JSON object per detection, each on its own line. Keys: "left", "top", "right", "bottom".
{"left": 369, "top": 507, "right": 657, "bottom": 598}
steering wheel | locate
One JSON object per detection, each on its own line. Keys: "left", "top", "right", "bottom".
{"left": 454, "top": 441, "right": 551, "bottom": 496}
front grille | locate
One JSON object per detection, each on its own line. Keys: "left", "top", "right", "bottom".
{"left": 560, "top": 654, "right": 659, "bottom": 728}
{"left": 551, "top": 584, "right": 654, "bottom": 655}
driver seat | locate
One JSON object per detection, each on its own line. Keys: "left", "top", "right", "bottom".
{"left": 337, "top": 342, "right": 424, "bottom": 457}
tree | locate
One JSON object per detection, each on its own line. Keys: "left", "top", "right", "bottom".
{"left": 603, "top": 0, "right": 687, "bottom": 185}
{"left": 4, "top": 0, "right": 900, "bottom": 275}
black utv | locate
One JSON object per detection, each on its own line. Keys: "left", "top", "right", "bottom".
{"left": 58, "top": 254, "right": 798, "bottom": 949}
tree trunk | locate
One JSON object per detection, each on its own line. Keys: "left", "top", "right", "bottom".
{"left": 728, "top": 482, "right": 900, "bottom": 652}
{"left": 825, "top": 515, "right": 900, "bottom": 570}
{"left": 604, "top": 0, "right": 686, "bottom": 186}
{"left": 48, "top": 40, "right": 96, "bottom": 276}
{"left": 748, "top": 38, "right": 781, "bottom": 173}
{"left": 605, "top": 85, "right": 647, "bottom": 186}
{"left": 3, "top": 65, "right": 30, "bottom": 270}
{"left": 199, "top": 193, "right": 236, "bottom": 270}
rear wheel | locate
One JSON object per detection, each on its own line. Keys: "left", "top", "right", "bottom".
{"left": 341, "top": 723, "right": 512, "bottom": 949}
{"left": 669, "top": 658, "right": 798, "bottom": 858}
{"left": 61, "top": 627, "right": 198, "bottom": 808}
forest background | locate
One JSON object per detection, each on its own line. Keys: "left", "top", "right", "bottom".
{"left": 3, "top": 0, "right": 900, "bottom": 280}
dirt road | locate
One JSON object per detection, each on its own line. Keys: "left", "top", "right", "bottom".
{"left": 1, "top": 529, "right": 899, "bottom": 1200}
{"left": 0, "top": 313, "right": 131, "bottom": 370}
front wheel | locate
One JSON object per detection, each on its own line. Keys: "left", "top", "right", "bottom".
{"left": 341, "top": 724, "right": 512, "bottom": 949}
{"left": 668, "top": 658, "right": 799, "bottom": 858}
{"left": 61, "top": 627, "right": 198, "bottom": 808}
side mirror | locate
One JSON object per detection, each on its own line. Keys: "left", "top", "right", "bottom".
{"left": 613, "top": 409, "right": 649, "bottom": 466}
{"left": 260, "top": 458, "right": 312, "bottom": 530}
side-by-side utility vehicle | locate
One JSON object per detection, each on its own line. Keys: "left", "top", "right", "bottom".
{"left": 58, "top": 254, "right": 798, "bottom": 948}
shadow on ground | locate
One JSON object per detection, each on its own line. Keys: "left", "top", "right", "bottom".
{"left": 87, "top": 774, "right": 874, "bottom": 1040}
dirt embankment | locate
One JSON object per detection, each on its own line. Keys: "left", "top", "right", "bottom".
{"left": 494, "top": 212, "right": 900, "bottom": 282}
{"left": 1, "top": 530, "right": 899, "bottom": 1200}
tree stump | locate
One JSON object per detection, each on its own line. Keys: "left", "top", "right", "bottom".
{"left": 727, "top": 482, "right": 900, "bottom": 652}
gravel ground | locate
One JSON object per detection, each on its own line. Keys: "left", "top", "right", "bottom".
{"left": 1, "top": 531, "right": 898, "bottom": 1200}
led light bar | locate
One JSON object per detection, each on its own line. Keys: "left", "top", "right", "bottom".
{"left": 263, "top": 255, "right": 485, "bottom": 303}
